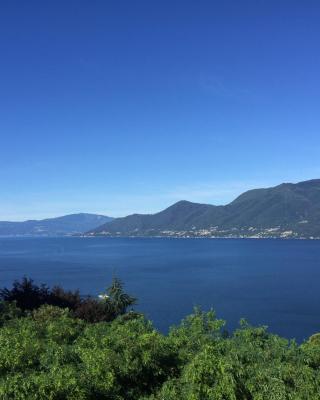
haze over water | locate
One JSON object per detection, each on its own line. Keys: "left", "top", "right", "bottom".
{"left": 0, "top": 236, "right": 319, "bottom": 342}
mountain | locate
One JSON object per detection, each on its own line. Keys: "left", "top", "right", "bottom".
{"left": 0, "top": 213, "right": 113, "bottom": 236}
{"left": 88, "top": 179, "right": 320, "bottom": 239}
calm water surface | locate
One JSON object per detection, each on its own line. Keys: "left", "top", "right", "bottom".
{"left": 0, "top": 237, "right": 319, "bottom": 341}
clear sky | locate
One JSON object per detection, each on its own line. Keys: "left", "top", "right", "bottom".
{"left": 1, "top": 1, "right": 320, "bottom": 220}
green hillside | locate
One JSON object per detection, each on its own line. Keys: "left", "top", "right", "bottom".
{"left": 89, "top": 179, "right": 320, "bottom": 238}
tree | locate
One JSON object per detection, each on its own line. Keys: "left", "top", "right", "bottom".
{"left": 0, "top": 277, "right": 50, "bottom": 310}
{"left": 103, "top": 277, "right": 137, "bottom": 317}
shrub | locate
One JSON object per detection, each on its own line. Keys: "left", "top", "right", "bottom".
{"left": 0, "top": 277, "right": 50, "bottom": 311}
{"left": 0, "top": 300, "right": 22, "bottom": 326}
{"left": 0, "top": 276, "right": 136, "bottom": 323}
{"left": 1, "top": 279, "right": 320, "bottom": 399}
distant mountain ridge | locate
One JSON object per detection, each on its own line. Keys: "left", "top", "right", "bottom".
{"left": 0, "top": 213, "right": 113, "bottom": 236}
{"left": 88, "top": 179, "right": 320, "bottom": 239}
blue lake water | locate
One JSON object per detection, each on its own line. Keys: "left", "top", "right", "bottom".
{"left": 0, "top": 236, "right": 320, "bottom": 341}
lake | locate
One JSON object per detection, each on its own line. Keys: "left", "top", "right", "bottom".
{"left": 0, "top": 236, "right": 319, "bottom": 341}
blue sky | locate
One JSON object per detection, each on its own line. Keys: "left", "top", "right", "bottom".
{"left": 1, "top": 1, "right": 320, "bottom": 220}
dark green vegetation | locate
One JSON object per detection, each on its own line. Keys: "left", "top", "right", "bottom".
{"left": 89, "top": 179, "right": 320, "bottom": 238}
{"left": 0, "top": 277, "right": 136, "bottom": 323}
{"left": 0, "top": 213, "right": 113, "bottom": 236}
{"left": 1, "top": 279, "right": 320, "bottom": 399}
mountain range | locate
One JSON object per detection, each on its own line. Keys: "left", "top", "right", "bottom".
{"left": 88, "top": 179, "right": 320, "bottom": 239}
{"left": 0, "top": 214, "right": 113, "bottom": 236}
{"left": 1, "top": 179, "right": 319, "bottom": 239}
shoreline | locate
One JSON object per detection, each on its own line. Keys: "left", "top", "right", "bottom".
{"left": 0, "top": 234, "right": 319, "bottom": 240}
{"left": 81, "top": 234, "right": 320, "bottom": 240}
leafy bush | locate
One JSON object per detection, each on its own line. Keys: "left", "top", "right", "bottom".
{"left": 0, "top": 276, "right": 136, "bottom": 323}
{"left": 1, "top": 280, "right": 320, "bottom": 399}
{"left": 0, "top": 300, "right": 22, "bottom": 327}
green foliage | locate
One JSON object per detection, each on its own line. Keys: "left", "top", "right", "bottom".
{"left": 74, "top": 277, "right": 137, "bottom": 323}
{"left": 0, "top": 300, "right": 22, "bottom": 327}
{"left": 0, "top": 276, "right": 136, "bottom": 323}
{"left": 103, "top": 276, "right": 137, "bottom": 317}
{"left": 0, "top": 277, "right": 81, "bottom": 312}
{"left": 0, "top": 277, "right": 51, "bottom": 311}
{"left": 1, "top": 284, "right": 320, "bottom": 399}
{"left": 75, "top": 316, "right": 176, "bottom": 398}
{"left": 168, "top": 307, "right": 225, "bottom": 365}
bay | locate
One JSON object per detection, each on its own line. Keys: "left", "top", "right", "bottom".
{"left": 0, "top": 237, "right": 319, "bottom": 341}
